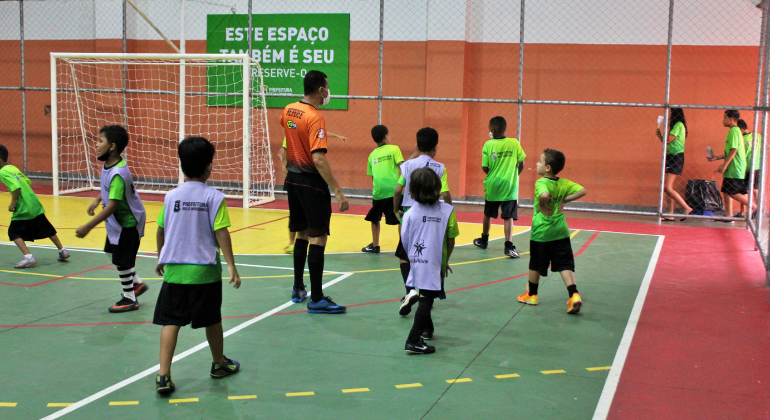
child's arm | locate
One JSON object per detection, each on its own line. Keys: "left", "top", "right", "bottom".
{"left": 277, "top": 148, "right": 288, "bottom": 175}
{"left": 328, "top": 132, "right": 348, "bottom": 142}
{"left": 155, "top": 227, "right": 166, "bottom": 275}
{"left": 716, "top": 148, "right": 738, "bottom": 174}
{"left": 538, "top": 192, "right": 553, "bottom": 216}
{"left": 563, "top": 188, "right": 587, "bottom": 204}
{"left": 8, "top": 189, "right": 20, "bottom": 213}
{"left": 441, "top": 191, "right": 453, "bottom": 205}
{"left": 517, "top": 161, "right": 524, "bottom": 175}
{"left": 393, "top": 184, "right": 404, "bottom": 220}
{"left": 215, "top": 227, "right": 241, "bottom": 289}
{"left": 445, "top": 237, "right": 455, "bottom": 277}
{"left": 75, "top": 199, "right": 119, "bottom": 238}
{"left": 87, "top": 196, "right": 101, "bottom": 216}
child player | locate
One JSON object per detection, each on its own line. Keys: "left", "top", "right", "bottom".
{"left": 472, "top": 116, "right": 526, "bottom": 258}
{"left": 362, "top": 125, "right": 404, "bottom": 254}
{"left": 738, "top": 119, "right": 761, "bottom": 215}
{"left": 400, "top": 167, "right": 459, "bottom": 354}
{"left": 517, "top": 149, "right": 587, "bottom": 314}
{"left": 75, "top": 125, "right": 147, "bottom": 313}
{"left": 0, "top": 145, "right": 69, "bottom": 268}
{"left": 153, "top": 136, "right": 241, "bottom": 395}
{"left": 393, "top": 127, "right": 452, "bottom": 316}
{"left": 708, "top": 110, "right": 754, "bottom": 215}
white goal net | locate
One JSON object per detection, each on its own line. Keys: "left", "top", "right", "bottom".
{"left": 51, "top": 53, "right": 274, "bottom": 207}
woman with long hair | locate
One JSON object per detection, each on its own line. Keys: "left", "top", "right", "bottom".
{"left": 656, "top": 108, "right": 692, "bottom": 221}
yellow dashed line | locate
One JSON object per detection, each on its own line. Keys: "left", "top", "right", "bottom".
{"left": 341, "top": 388, "right": 370, "bottom": 393}
{"left": 109, "top": 401, "right": 139, "bottom": 406}
{"left": 586, "top": 366, "right": 611, "bottom": 371}
{"left": 541, "top": 370, "right": 566, "bottom": 375}
{"left": 47, "top": 403, "right": 73, "bottom": 407}
{"left": 495, "top": 374, "right": 520, "bottom": 379}
{"left": 446, "top": 378, "right": 473, "bottom": 383}
{"left": 570, "top": 229, "right": 581, "bottom": 239}
{"left": 0, "top": 403, "right": 17, "bottom": 407}
{"left": 395, "top": 383, "right": 422, "bottom": 389}
{"left": 169, "top": 398, "right": 198, "bottom": 403}
{"left": 228, "top": 395, "right": 257, "bottom": 400}
{"left": 286, "top": 392, "right": 314, "bottom": 397}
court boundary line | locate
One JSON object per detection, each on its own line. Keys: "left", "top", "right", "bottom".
{"left": 38, "top": 271, "right": 354, "bottom": 420}
{"left": 591, "top": 235, "right": 665, "bottom": 420}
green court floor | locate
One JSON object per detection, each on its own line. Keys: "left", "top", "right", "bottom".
{"left": 0, "top": 230, "right": 659, "bottom": 420}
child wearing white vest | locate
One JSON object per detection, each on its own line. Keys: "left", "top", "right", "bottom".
{"left": 152, "top": 137, "right": 242, "bottom": 394}
{"left": 400, "top": 167, "right": 459, "bottom": 354}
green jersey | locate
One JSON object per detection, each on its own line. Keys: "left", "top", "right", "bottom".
{"left": 157, "top": 200, "right": 231, "bottom": 285}
{"left": 724, "top": 127, "right": 747, "bottom": 179}
{"left": 481, "top": 137, "right": 526, "bottom": 201}
{"left": 667, "top": 122, "right": 686, "bottom": 155}
{"left": 531, "top": 177, "right": 584, "bottom": 242}
{"left": 442, "top": 211, "right": 460, "bottom": 271}
{"left": 744, "top": 133, "right": 763, "bottom": 173}
{"left": 0, "top": 164, "right": 44, "bottom": 221}
{"left": 367, "top": 144, "right": 404, "bottom": 200}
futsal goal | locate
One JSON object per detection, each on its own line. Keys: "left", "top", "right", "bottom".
{"left": 50, "top": 53, "right": 274, "bottom": 208}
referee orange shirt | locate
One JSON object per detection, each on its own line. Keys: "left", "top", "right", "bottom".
{"left": 279, "top": 101, "right": 328, "bottom": 174}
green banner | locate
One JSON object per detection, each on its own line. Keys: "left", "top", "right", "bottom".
{"left": 207, "top": 13, "right": 350, "bottom": 109}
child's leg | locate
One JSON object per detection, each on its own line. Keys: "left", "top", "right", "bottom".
{"left": 117, "top": 265, "right": 137, "bottom": 300}
{"left": 559, "top": 270, "right": 580, "bottom": 297}
{"left": 371, "top": 220, "right": 381, "bottom": 247}
{"left": 503, "top": 218, "right": 513, "bottom": 242}
{"left": 288, "top": 230, "right": 296, "bottom": 246}
{"left": 159, "top": 325, "right": 181, "bottom": 376}
{"left": 12, "top": 238, "right": 31, "bottom": 255}
{"left": 482, "top": 215, "right": 491, "bottom": 236}
{"left": 205, "top": 322, "right": 227, "bottom": 366}
{"left": 400, "top": 260, "right": 412, "bottom": 293}
{"left": 48, "top": 235, "right": 64, "bottom": 250}
{"left": 528, "top": 270, "right": 541, "bottom": 295}
{"left": 407, "top": 291, "right": 439, "bottom": 342}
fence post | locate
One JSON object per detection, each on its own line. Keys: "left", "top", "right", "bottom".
{"left": 378, "top": 0, "right": 384, "bottom": 124}
{"left": 517, "top": 0, "right": 525, "bottom": 142}
{"left": 657, "top": 0, "right": 675, "bottom": 223}
{"left": 20, "top": 0, "right": 26, "bottom": 173}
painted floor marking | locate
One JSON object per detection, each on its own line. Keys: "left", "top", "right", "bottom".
{"left": 587, "top": 367, "right": 612, "bottom": 371}
{"left": 541, "top": 370, "right": 566, "bottom": 375}
{"left": 0, "top": 403, "right": 17, "bottom": 407}
{"left": 168, "top": 398, "right": 198, "bottom": 404}
{"left": 446, "top": 378, "right": 473, "bottom": 383}
{"left": 570, "top": 229, "right": 581, "bottom": 239}
{"left": 39, "top": 272, "right": 354, "bottom": 420}
{"left": 286, "top": 392, "right": 314, "bottom": 397}
{"left": 46, "top": 403, "right": 72, "bottom": 407}
{"left": 495, "top": 374, "right": 520, "bottom": 379}
{"left": 395, "top": 383, "right": 422, "bottom": 389}
{"left": 341, "top": 388, "right": 370, "bottom": 393}
{"left": 592, "top": 235, "right": 665, "bottom": 420}
{"left": 228, "top": 395, "right": 257, "bottom": 400}
{"left": 108, "top": 401, "right": 138, "bottom": 406}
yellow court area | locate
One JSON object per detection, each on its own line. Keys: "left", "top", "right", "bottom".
{"left": 0, "top": 193, "right": 524, "bottom": 255}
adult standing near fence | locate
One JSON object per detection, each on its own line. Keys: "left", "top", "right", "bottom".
{"left": 656, "top": 108, "right": 692, "bottom": 221}
{"left": 280, "top": 70, "right": 349, "bottom": 314}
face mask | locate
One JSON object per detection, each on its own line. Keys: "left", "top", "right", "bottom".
{"left": 97, "top": 149, "right": 111, "bottom": 162}
{"left": 489, "top": 132, "right": 494, "bottom": 139}
{"left": 321, "top": 87, "right": 331, "bottom": 106}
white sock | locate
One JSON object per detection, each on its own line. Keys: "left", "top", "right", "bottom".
{"left": 24, "top": 254, "right": 33, "bottom": 258}
{"left": 133, "top": 271, "right": 143, "bottom": 285}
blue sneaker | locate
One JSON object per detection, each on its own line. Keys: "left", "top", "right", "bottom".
{"left": 307, "top": 296, "right": 347, "bottom": 314}
{"left": 291, "top": 285, "right": 308, "bottom": 303}
{"left": 210, "top": 356, "right": 240, "bottom": 378}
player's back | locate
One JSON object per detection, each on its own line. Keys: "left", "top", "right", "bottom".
{"left": 280, "top": 101, "right": 326, "bottom": 174}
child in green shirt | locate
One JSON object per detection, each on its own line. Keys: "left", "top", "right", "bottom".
{"left": 472, "top": 116, "right": 526, "bottom": 258}
{"left": 709, "top": 110, "right": 754, "bottom": 215}
{"left": 362, "top": 125, "right": 404, "bottom": 254}
{"left": 0, "top": 145, "right": 69, "bottom": 268}
{"left": 518, "top": 149, "right": 587, "bottom": 314}
{"left": 738, "top": 119, "right": 761, "bottom": 215}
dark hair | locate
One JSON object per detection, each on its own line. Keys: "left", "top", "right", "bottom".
{"left": 371, "top": 125, "right": 388, "bottom": 144}
{"left": 489, "top": 116, "right": 507, "bottom": 132}
{"left": 0, "top": 145, "right": 8, "bottom": 162}
{"left": 669, "top": 108, "right": 687, "bottom": 134}
{"left": 303, "top": 70, "right": 328, "bottom": 96}
{"left": 725, "top": 109, "right": 741, "bottom": 120}
{"left": 737, "top": 119, "right": 748, "bottom": 131}
{"left": 178, "top": 136, "right": 215, "bottom": 178}
{"left": 543, "top": 148, "right": 566, "bottom": 175}
{"left": 99, "top": 125, "right": 129, "bottom": 155}
{"left": 409, "top": 167, "right": 441, "bottom": 205}
{"left": 416, "top": 127, "right": 439, "bottom": 152}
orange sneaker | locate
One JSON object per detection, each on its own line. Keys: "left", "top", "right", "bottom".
{"left": 567, "top": 293, "right": 582, "bottom": 314}
{"left": 517, "top": 292, "right": 538, "bottom": 305}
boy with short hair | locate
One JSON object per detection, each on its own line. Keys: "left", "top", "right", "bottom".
{"left": 473, "top": 116, "right": 526, "bottom": 258}
{"left": 518, "top": 149, "right": 587, "bottom": 314}
{"left": 76, "top": 125, "right": 147, "bottom": 313}
{"left": 400, "top": 167, "right": 459, "bottom": 354}
{"left": 393, "top": 127, "right": 452, "bottom": 316}
{"left": 0, "top": 145, "right": 69, "bottom": 268}
{"left": 709, "top": 110, "right": 754, "bottom": 214}
{"left": 153, "top": 136, "right": 241, "bottom": 394}
{"left": 362, "top": 125, "right": 404, "bottom": 254}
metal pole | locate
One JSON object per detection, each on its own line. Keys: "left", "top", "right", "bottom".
{"left": 20, "top": 0, "right": 26, "bottom": 173}
{"left": 242, "top": 56, "right": 251, "bottom": 209}
{"left": 178, "top": 0, "right": 186, "bottom": 186}
{"left": 122, "top": 0, "right": 127, "bottom": 126}
{"left": 378, "top": 0, "right": 384, "bottom": 124}
{"left": 248, "top": 0, "right": 252, "bottom": 59}
{"left": 51, "top": 54, "right": 58, "bottom": 196}
{"left": 517, "top": 0, "right": 525, "bottom": 141}
{"left": 757, "top": 0, "right": 770, "bottom": 284}
{"left": 749, "top": 3, "right": 769, "bottom": 230}
{"left": 657, "top": 0, "right": 675, "bottom": 223}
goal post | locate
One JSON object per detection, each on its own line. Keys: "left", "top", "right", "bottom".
{"left": 50, "top": 52, "right": 274, "bottom": 208}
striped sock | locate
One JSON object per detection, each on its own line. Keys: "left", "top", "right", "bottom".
{"left": 132, "top": 270, "right": 143, "bottom": 285}
{"left": 117, "top": 266, "right": 136, "bottom": 301}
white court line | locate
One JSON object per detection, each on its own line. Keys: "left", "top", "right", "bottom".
{"left": 591, "top": 235, "right": 665, "bottom": 420}
{"left": 39, "top": 272, "right": 354, "bottom": 420}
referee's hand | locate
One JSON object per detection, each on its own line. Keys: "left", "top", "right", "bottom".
{"left": 335, "top": 191, "right": 349, "bottom": 212}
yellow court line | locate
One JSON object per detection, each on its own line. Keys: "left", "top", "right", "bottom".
{"left": 72, "top": 275, "right": 298, "bottom": 281}
{"left": 395, "top": 383, "right": 422, "bottom": 389}
{"left": 47, "top": 403, "right": 73, "bottom": 407}
{"left": 570, "top": 229, "right": 581, "bottom": 239}
{"left": 0, "top": 403, "right": 17, "bottom": 407}
{"left": 446, "top": 378, "right": 473, "bottom": 383}
{"left": 109, "top": 401, "right": 139, "bottom": 406}
{"left": 586, "top": 366, "right": 611, "bottom": 371}
{"left": 169, "top": 398, "right": 198, "bottom": 403}
{"left": 494, "top": 374, "right": 520, "bottom": 379}
{"left": 286, "top": 392, "right": 315, "bottom": 397}
{"left": 228, "top": 395, "right": 257, "bottom": 400}
{"left": 0, "top": 269, "right": 59, "bottom": 278}
{"left": 541, "top": 370, "right": 566, "bottom": 375}
{"left": 341, "top": 388, "right": 370, "bottom": 393}
{"left": 352, "top": 251, "right": 533, "bottom": 274}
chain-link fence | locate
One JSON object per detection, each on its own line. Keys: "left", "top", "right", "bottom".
{"left": 1, "top": 0, "right": 769, "bottom": 279}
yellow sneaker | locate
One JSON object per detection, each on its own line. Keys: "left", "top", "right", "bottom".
{"left": 517, "top": 292, "right": 538, "bottom": 305}
{"left": 567, "top": 293, "right": 582, "bottom": 314}
{"left": 283, "top": 245, "right": 294, "bottom": 254}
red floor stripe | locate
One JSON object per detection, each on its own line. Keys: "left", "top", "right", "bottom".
{"left": 229, "top": 216, "right": 289, "bottom": 233}
{"left": 0, "top": 263, "right": 114, "bottom": 288}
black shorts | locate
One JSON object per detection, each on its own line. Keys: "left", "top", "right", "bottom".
{"left": 484, "top": 200, "right": 518, "bottom": 220}
{"left": 721, "top": 177, "right": 748, "bottom": 196}
{"left": 665, "top": 153, "right": 685, "bottom": 176}
{"left": 365, "top": 197, "right": 399, "bottom": 225}
{"left": 284, "top": 171, "right": 332, "bottom": 237}
{"left": 744, "top": 170, "right": 761, "bottom": 190}
{"left": 153, "top": 281, "right": 222, "bottom": 329}
{"left": 528, "top": 238, "right": 575, "bottom": 277}
{"left": 8, "top": 214, "right": 57, "bottom": 242}
{"left": 104, "top": 227, "right": 141, "bottom": 268}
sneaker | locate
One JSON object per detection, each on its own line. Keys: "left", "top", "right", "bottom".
{"left": 210, "top": 356, "right": 240, "bottom": 378}
{"left": 283, "top": 244, "right": 294, "bottom": 254}
{"left": 472, "top": 237, "right": 488, "bottom": 250}
{"left": 291, "top": 285, "right": 308, "bottom": 303}
{"left": 307, "top": 296, "right": 347, "bottom": 314}
{"left": 517, "top": 291, "right": 538, "bottom": 306}
{"left": 14, "top": 255, "right": 37, "bottom": 269}
{"left": 155, "top": 374, "right": 175, "bottom": 394}
{"left": 57, "top": 249, "right": 71, "bottom": 261}
{"left": 421, "top": 329, "right": 434, "bottom": 341}
{"left": 504, "top": 244, "right": 520, "bottom": 259}
{"left": 108, "top": 296, "right": 139, "bottom": 313}
{"left": 399, "top": 289, "right": 419, "bottom": 316}
{"left": 567, "top": 293, "right": 582, "bottom": 314}
{"left": 362, "top": 243, "right": 381, "bottom": 254}
{"left": 405, "top": 338, "right": 435, "bottom": 354}
{"left": 134, "top": 282, "right": 149, "bottom": 297}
